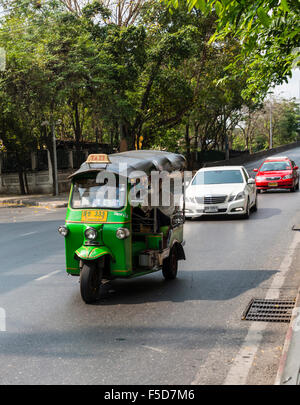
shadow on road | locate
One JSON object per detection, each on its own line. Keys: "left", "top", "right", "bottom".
{"left": 87, "top": 268, "right": 278, "bottom": 305}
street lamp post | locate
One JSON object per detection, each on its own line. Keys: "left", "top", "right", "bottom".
{"left": 42, "top": 119, "right": 60, "bottom": 196}
{"left": 267, "top": 91, "right": 274, "bottom": 150}
{"left": 51, "top": 120, "right": 59, "bottom": 196}
{"left": 269, "top": 101, "right": 273, "bottom": 149}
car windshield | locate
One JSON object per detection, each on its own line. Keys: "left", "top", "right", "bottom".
{"left": 260, "top": 161, "right": 291, "bottom": 171}
{"left": 71, "top": 178, "right": 126, "bottom": 209}
{"left": 192, "top": 170, "right": 244, "bottom": 185}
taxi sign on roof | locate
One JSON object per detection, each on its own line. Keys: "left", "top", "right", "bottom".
{"left": 86, "top": 154, "right": 111, "bottom": 164}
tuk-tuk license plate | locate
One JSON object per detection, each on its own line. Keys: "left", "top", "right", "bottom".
{"left": 204, "top": 206, "right": 218, "bottom": 213}
{"left": 81, "top": 210, "right": 108, "bottom": 222}
{"left": 268, "top": 182, "right": 278, "bottom": 187}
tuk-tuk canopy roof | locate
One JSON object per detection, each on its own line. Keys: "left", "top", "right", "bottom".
{"left": 69, "top": 150, "right": 186, "bottom": 179}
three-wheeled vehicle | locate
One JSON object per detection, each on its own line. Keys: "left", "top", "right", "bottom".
{"left": 58, "top": 150, "right": 186, "bottom": 303}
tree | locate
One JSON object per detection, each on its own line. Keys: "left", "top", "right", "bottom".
{"left": 59, "top": 0, "right": 146, "bottom": 25}
{"left": 232, "top": 99, "right": 300, "bottom": 152}
{"left": 165, "top": 0, "right": 300, "bottom": 101}
{"left": 0, "top": 0, "right": 95, "bottom": 193}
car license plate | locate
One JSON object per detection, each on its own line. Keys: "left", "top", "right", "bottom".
{"left": 204, "top": 206, "right": 218, "bottom": 213}
{"left": 268, "top": 182, "right": 278, "bottom": 187}
{"left": 81, "top": 210, "right": 108, "bottom": 222}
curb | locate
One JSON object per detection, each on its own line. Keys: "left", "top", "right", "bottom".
{"left": 0, "top": 199, "right": 68, "bottom": 209}
{"left": 274, "top": 287, "right": 300, "bottom": 385}
{"left": 36, "top": 201, "right": 68, "bottom": 209}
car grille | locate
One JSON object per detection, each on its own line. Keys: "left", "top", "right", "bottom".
{"left": 204, "top": 195, "right": 227, "bottom": 204}
{"left": 265, "top": 177, "right": 281, "bottom": 180}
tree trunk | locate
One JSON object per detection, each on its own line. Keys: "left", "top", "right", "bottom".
{"left": 17, "top": 169, "right": 26, "bottom": 195}
{"left": 73, "top": 102, "right": 81, "bottom": 151}
{"left": 24, "top": 172, "right": 29, "bottom": 195}
{"left": 16, "top": 152, "right": 26, "bottom": 195}
{"left": 185, "top": 122, "right": 192, "bottom": 170}
{"left": 121, "top": 123, "right": 135, "bottom": 151}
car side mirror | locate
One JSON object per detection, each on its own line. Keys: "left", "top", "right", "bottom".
{"left": 294, "top": 166, "right": 298, "bottom": 170}
{"left": 248, "top": 178, "right": 255, "bottom": 184}
{"left": 253, "top": 169, "right": 258, "bottom": 172}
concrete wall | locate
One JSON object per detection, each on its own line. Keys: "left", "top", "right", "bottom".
{"left": 0, "top": 150, "right": 74, "bottom": 195}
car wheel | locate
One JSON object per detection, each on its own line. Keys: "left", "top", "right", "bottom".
{"left": 252, "top": 195, "right": 258, "bottom": 212}
{"left": 290, "top": 184, "right": 296, "bottom": 192}
{"left": 257, "top": 189, "right": 261, "bottom": 194}
{"left": 242, "top": 200, "right": 250, "bottom": 219}
{"left": 80, "top": 261, "right": 102, "bottom": 304}
{"left": 162, "top": 247, "right": 178, "bottom": 280}
{"left": 296, "top": 181, "right": 299, "bottom": 191}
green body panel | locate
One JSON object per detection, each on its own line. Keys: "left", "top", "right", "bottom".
{"left": 132, "top": 241, "right": 147, "bottom": 256}
{"left": 75, "top": 245, "right": 114, "bottom": 260}
{"left": 146, "top": 234, "right": 163, "bottom": 250}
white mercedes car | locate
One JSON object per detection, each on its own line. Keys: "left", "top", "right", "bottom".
{"left": 185, "top": 166, "right": 257, "bottom": 219}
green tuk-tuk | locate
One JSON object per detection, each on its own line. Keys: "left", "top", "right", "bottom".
{"left": 58, "top": 150, "right": 186, "bottom": 304}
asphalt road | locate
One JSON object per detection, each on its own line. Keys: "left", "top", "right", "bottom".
{"left": 1, "top": 148, "right": 300, "bottom": 385}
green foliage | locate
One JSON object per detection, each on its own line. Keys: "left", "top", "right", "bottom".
{"left": 1, "top": 0, "right": 296, "bottom": 177}
{"left": 165, "top": 0, "right": 300, "bottom": 101}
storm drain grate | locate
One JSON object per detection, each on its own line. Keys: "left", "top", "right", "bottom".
{"left": 242, "top": 298, "right": 295, "bottom": 322}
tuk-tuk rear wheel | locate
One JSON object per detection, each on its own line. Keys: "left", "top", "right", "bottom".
{"left": 80, "top": 261, "right": 102, "bottom": 304}
{"left": 162, "top": 247, "right": 178, "bottom": 280}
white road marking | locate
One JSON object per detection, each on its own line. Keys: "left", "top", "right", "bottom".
{"left": 0, "top": 308, "right": 6, "bottom": 332}
{"left": 223, "top": 231, "right": 300, "bottom": 385}
{"left": 143, "top": 345, "right": 165, "bottom": 354}
{"left": 19, "top": 231, "right": 37, "bottom": 237}
{"left": 35, "top": 270, "right": 61, "bottom": 281}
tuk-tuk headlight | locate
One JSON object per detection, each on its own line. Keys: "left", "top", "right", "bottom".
{"left": 58, "top": 225, "right": 69, "bottom": 237}
{"left": 85, "top": 227, "right": 98, "bottom": 240}
{"left": 116, "top": 228, "right": 130, "bottom": 240}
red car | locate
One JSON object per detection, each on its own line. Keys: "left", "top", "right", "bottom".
{"left": 253, "top": 156, "right": 299, "bottom": 192}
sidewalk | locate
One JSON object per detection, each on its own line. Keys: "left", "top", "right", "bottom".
{"left": 0, "top": 193, "right": 69, "bottom": 209}
{"left": 275, "top": 287, "right": 300, "bottom": 385}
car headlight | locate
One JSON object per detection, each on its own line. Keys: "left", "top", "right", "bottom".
{"left": 235, "top": 191, "right": 245, "bottom": 200}
{"left": 195, "top": 196, "right": 204, "bottom": 204}
{"left": 255, "top": 176, "right": 264, "bottom": 181}
{"left": 84, "top": 227, "right": 98, "bottom": 240}
{"left": 116, "top": 228, "right": 130, "bottom": 239}
{"left": 282, "top": 174, "right": 293, "bottom": 179}
{"left": 58, "top": 225, "right": 69, "bottom": 237}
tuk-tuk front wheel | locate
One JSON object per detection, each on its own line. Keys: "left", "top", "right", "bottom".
{"left": 80, "top": 261, "right": 102, "bottom": 304}
{"left": 162, "top": 247, "right": 178, "bottom": 280}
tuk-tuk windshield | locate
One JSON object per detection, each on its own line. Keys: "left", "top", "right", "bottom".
{"left": 71, "top": 178, "right": 126, "bottom": 209}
